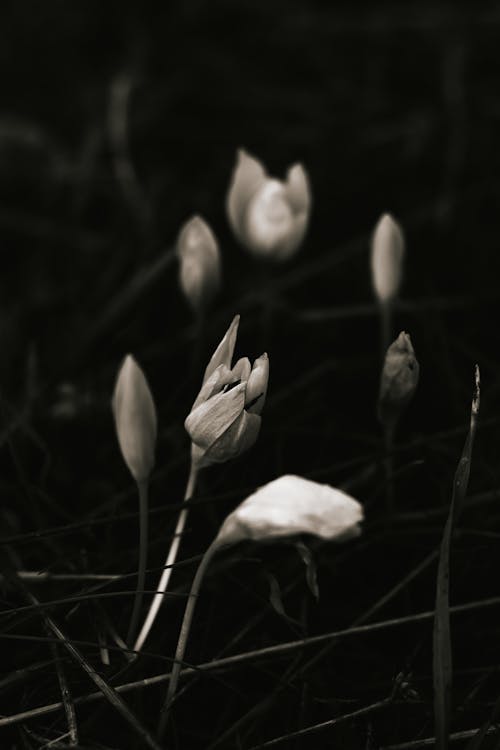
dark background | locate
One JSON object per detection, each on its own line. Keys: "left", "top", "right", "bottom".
{"left": 2, "top": 2, "right": 500, "bottom": 748}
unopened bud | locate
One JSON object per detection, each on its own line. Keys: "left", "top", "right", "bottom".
{"left": 112, "top": 355, "right": 157, "bottom": 482}
{"left": 371, "top": 213, "right": 405, "bottom": 304}
{"left": 176, "top": 215, "right": 221, "bottom": 313}
{"left": 378, "top": 332, "right": 419, "bottom": 431}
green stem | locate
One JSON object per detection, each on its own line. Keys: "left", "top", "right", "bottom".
{"left": 157, "top": 538, "right": 220, "bottom": 740}
{"left": 126, "top": 480, "right": 149, "bottom": 647}
{"left": 133, "top": 460, "right": 199, "bottom": 653}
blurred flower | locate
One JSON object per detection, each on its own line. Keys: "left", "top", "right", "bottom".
{"left": 226, "top": 149, "right": 311, "bottom": 261}
{"left": 371, "top": 213, "right": 405, "bottom": 304}
{"left": 215, "top": 474, "right": 364, "bottom": 546}
{"left": 378, "top": 331, "right": 419, "bottom": 431}
{"left": 176, "top": 215, "right": 221, "bottom": 313}
{"left": 112, "top": 355, "right": 157, "bottom": 482}
{"left": 185, "top": 315, "right": 269, "bottom": 467}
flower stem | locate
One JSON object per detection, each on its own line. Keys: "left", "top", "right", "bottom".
{"left": 126, "top": 479, "right": 149, "bottom": 647}
{"left": 380, "top": 300, "right": 392, "bottom": 361}
{"left": 133, "top": 460, "right": 199, "bottom": 653}
{"left": 157, "top": 538, "right": 220, "bottom": 740}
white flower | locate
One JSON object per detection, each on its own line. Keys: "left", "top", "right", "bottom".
{"left": 371, "top": 213, "right": 405, "bottom": 304}
{"left": 226, "top": 149, "right": 311, "bottom": 261}
{"left": 176, "top": 215, "right": 221, "bottom": 313}
{"left": 185, "top": 316, "right": 269, "bottom": 467}
{"left": 215, "top": 474, "right": 363, "bottom": 546}
{"left": 112, "top": 355, "right": 157, "bottom": 482}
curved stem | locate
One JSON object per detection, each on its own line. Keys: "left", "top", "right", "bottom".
{"left": 157, "top": 539, "right": 220, "bottom": 740}
{"left": 126, "top": 480, "right": 149, "bottom": 647}
{"left": 133, "top": 461, "right": 199, "bottom": 653}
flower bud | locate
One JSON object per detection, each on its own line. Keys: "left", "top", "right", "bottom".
{"left": 378, "top": 332, "right": 419, "bottom": 431}
{"left": 215, "top": 475, "right": 364, "bottom": 547}
{"left": 227, "top": 149, "right": 311, "bottom": 261}
{"left": 112, "top": 355, "right": 157, "bottom": 482}
{"left": 186, "top": 317, "right": 269, "bottom": 468}
{"left": 176, "top": 215, "right": 221, "bottom": 313}
{"left": 371, "top": 213, "right": 405, "bottom": 304}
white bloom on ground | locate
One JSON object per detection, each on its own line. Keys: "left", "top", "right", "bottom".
{"left": 216, "top": 474, "right": 364, "bottom": 546}
{"left": 371, "top": 213, "right": 405, "bottom": 304}
{"left": 176, "top": 215, "right": 221, "bottom": 313}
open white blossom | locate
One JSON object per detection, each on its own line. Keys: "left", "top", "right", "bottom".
{"left": 226, "top": 149, "right": 311, "bottom": 261}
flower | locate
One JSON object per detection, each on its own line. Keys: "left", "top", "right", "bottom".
{"left": 215, "top": 475, "right": 364, "bottom": 546}
{"left": 371, "top": 213, "right": 405, "bottom": 304}
{"left": 378, "top": 331, "right": 419, "bottom": 431}
{"left": 226, "top": 149, "right": 311, "bottom": 261}
{"left": 176, "top": 215, "right": 221, "bottom": 313}
{"left": 185, "top": 315, "right": 269, "bottom": 467}
{"left": 112, "top": 355, "right": 157, "bottom": 482}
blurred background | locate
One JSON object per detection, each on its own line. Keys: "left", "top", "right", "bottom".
{"left": 2, "top": 2, "right": 500, "bottom": 748}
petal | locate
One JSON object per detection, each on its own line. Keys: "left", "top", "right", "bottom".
{"left": 243, "top": 180, "right": 295, "bottom": 257}
{"left": 204, "top": 409, "right": 261, "bottom": 464}
{"left": 285, "top": 163, "right": 311, "bottom": 215}
{"left": 216, "top": 475, "right": 364, "bottom": 546}
{"left": 245, "top": 353, "right": 269, "bottom": 414}
{"left": 185, "top": 382, "right": 246, "bottom": 450}
{"left": 191, "top": 364, "right": 235, "bottom": 411}
{"left": 226, "top": 149, "right": 267, "bottom": 242}
{"left": 232, "top": 357, "right": 251, "bottom": 382}
{"left": 203, "top": 315, "right": 240, "bottom": 384}
{"left": 112, "top": 355, "right": 157, "bottom": 482}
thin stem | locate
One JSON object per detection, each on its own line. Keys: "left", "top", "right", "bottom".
{"left": 157, "top": 538, "right": 220, "bottom": 740}
{"left": 134, "top": 460, "right": 199, "bottom": 653}
{"left": 384, "top": 423, "right": 395, "bottom": 514}
{"left": 380, "top": 299, "right": 393, "bottom": 361}
{"left": 126, "top": 480, "right": 149, "bottom": 647}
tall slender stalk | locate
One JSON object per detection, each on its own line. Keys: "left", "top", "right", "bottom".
{"left": 126, "top": 479, "right": 149, "bottom": 646}
{"left": 157, "top": 538, "right": 220, "bottom": 740}
{"left": 380, "top": 300, "right": 392, "bottom": 362}
{"left": 134, "top": 460, "right": 199, "bottom": 653}
{"left": 380, "top": 299, "right": 393, "bottom": 512}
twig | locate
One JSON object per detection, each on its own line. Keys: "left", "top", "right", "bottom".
{"left": 3, "top": 594, "right": 500, "bottom": 730}
{"left": 380, "top": 726, "right": 499, "bottom": 749}
{"left": 45, "top": 632, "right": 78, "bottom": 746}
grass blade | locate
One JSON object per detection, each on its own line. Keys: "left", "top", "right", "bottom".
{"left": 433, "top": 365, "right": 480, "bottom": 750}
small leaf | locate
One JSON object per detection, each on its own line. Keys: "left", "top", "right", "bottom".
{"left": 265, "top": 571, "right": 301, "bottom": 627}
{"left": 294, "top": 541, "right": 319, "bottom": 601}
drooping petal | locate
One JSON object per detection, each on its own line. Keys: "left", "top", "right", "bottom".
{"left": 176, "top": 215, "right": 221, "bottom": 313}
{"left": 203, "top": 315, "right": 240, "bottom": 384}
{"left": 216, "top": 475, "right": 364, "bottom": 546}
{"left": 371, "top": 213, "right": 405, "bottom": 304}
{"left": 112, "top": 355, "right": 157, "bottom": 482}
{"left": 185, "top": 382, "right": 246, "bottom": 450}
{"left": 227, "top": 149, "right": 267, "bottom": 242}
{"left": 245, "top": 353, "right": 269, "bottom": 414}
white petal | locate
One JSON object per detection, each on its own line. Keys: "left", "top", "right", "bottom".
{"left": 371, "top": 213, "right": 405, "bottom": 304}
{"left": 216, "top": 475, "right": 364, "bottom": 546}
{"left": 226, "top": 149, "right": 267, "bottom": 242}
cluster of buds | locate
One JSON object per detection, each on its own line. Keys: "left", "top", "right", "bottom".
{"left": 216, "top": 474, "right": 364, "bottom": 547}
{"left": 378, "top": 331, "right": 419, "bottom": 432}
{"left": 185, "top": 315, "right": 269, "bottom": 468}
{"left": 226, "top": 149, "right": 311, "bottom": 261}
{"left": 176, "top": 215, "right": 221, "bottom": 314}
